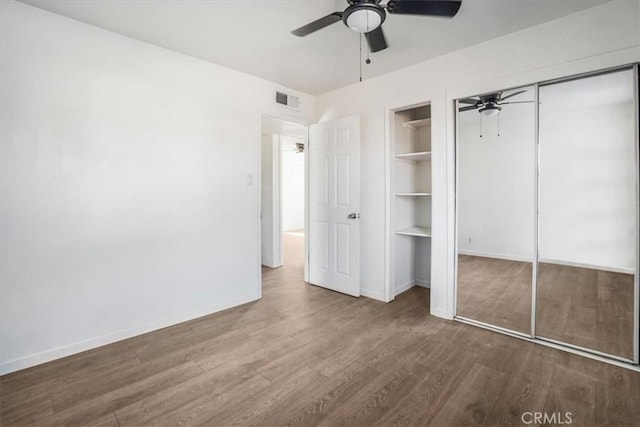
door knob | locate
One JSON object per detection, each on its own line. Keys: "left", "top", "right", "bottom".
{"left": 347, "top": 213, "right": 360, "bottom": 219}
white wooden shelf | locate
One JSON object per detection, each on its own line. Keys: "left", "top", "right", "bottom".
{"left": 396, "top": 226, "right": 432, "bottom": 238}
{"left": 395, "top": 151, "right": 431, "bottom": 162}
{"left": 395, "top": 193, "right": 431, "bottom": 197}
{"left": 403, "top": 118, "right": 431, "bottom": 129}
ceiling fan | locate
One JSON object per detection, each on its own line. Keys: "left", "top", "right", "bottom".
{"left": 458, "top": 90, "right": 532, "bottom": 116}
{"left": 291, "top": 0, "right": 462, "bottom": 53}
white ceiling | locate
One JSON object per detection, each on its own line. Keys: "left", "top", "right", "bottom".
{"left": 20, "top": 0, "right": 611, "bottom": 95}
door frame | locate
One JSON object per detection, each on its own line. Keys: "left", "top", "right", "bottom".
{"left": 258, "top": 113, "right": 310, "bottom": 289}
{"left": 260, "top": 133, "right": 283, "bottom": 269}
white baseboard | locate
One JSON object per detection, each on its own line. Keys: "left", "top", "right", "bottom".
{"left": 394, "top": 280, "right": 415, "bottom": 296}
{"left": 360, "top": 288, "right": 387, "bottom": 302}
{"left": 458, "top": 251, "right": 634, "bottom": 274}
{"left": 262, "top": 263, "right": 282, "bottom": 269}
{"left": 395, "top": 279, "right": 431, "bottom": 297}
{"left": 261, "top": 257, "right": 281, "bottom": 269}
{"left": 431, "top": 306, "right": 454, "bottom": 320}
{"left": 415, "top": 279, "right": 430, "bottom": 288}
{"left": 458, "top": 250, "right": 532, "bottom": 263}
{"left": 0, "top": 292, "right": 261, "bottom": 376}
{"left": 538, "top": 258, "right": 635, "bottom": 275}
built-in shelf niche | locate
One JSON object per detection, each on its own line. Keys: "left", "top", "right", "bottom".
{"left": 390, "top": 104, "right": 432, "bottom": 297}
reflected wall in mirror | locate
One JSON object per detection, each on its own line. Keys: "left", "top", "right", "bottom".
{"left": 456, "top": 86, "right": 536, "bottom": 334}
{"left": 536, "top": 69, "right": 638, "bottom": 360}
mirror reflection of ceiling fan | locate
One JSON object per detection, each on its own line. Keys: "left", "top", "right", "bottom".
{"left": 291, "top": 0, "right": 462, "bottom": 53}
{"left": 458, "top": 90, "right": 533, "bottom": 116}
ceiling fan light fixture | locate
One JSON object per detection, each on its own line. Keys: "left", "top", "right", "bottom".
{"left": 479, "top": 106, "right": 501, "bottom": 117}
{"left": 343, "top": 3, "right": 385, "bottom": 33}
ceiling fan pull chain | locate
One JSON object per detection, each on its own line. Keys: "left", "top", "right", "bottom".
{"left": 497, "top": 111, "right": 501, "bottom": 137}
{"left": 365, "top": 35, "right": 371, "bottom": 64}
{"left": 479, "top": 113, "right": 483, "bottom": 138}
{"left": 366, "top": 11, "right": 371, "bottom": 64}
{"left": 359, "top": 32, "right": 363, "bottom": 82}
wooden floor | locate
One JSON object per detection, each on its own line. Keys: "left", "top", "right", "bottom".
{"left": 2, "top": 236, "right": 640, "bottom": 426}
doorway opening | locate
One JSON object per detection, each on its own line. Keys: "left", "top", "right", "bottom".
{"left": 260, "top": 116, "right": 308, "bottom": 286}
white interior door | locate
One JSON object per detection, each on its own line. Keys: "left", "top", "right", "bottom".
{"left": 308, "top": 116, "right": 360, "bottom": 296}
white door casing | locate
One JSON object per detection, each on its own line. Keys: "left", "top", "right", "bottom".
{"left": 261, "top": 134, "right": 282, "bottom": 268}
{"left": 308, "top": 116, "right": 360, "bottom": 297}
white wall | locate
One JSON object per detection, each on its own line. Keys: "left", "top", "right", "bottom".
{"left": 0, "top": 0, "right": 315, "bottom": 374}
{"left": 539, "top": 70, "right": 637, "bottom": 272}
{"left": 261, "top": 134, "right": 282, "bottom": 268}
{"left": 281, "top": 138, "right": 305, "bottom": 232}
{"left": 316, "top": 0, "right": 640, "bottom": 316}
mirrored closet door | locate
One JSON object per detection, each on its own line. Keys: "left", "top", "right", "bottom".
{"left": 455, "top": 66, "right": 639, "bottom": 363}
{"left": 456, "top": 86, "right": 536, "bottom": 335}
{"left": 536, "top": 69, "right": 638, "bottom": 360}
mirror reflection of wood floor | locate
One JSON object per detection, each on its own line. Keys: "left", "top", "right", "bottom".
{"left": 457, "top": 255, "right": 533, "bottom": 333}
{"left": 537, "top": 262, "right": 635, "bottom": 359}
{"left": 2, "top": 242, "right": 639, "bottom": 426}
{"left": 457, "top": 255, "right": 635, "bottom": 360}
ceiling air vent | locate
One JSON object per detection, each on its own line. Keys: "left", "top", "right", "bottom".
{"left": 275, "top": 90, "right": 300, "bottom": 111}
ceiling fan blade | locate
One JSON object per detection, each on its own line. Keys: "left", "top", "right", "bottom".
{"left": 386, "top": 0, "right": 462, "bottom": 17}
{"left": 458, "top": 98, "right": 479, "bottom": 105}
{"left": 479, "top": 92, "right": 500, "bottom": 102}
{"left": 459, "top": 105, "right": 479, "bottom": 112}
{"left": 365, "top": 27, "right": 388, "bottom": 53}
{"left": 499, "top": 90, "right": 526, "bottom": 101}
{"left": 291, "top": 12, "right": 343, "bottom": 37}
{"left": 499, "top": 101, "right": 534, "bottom": 105}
